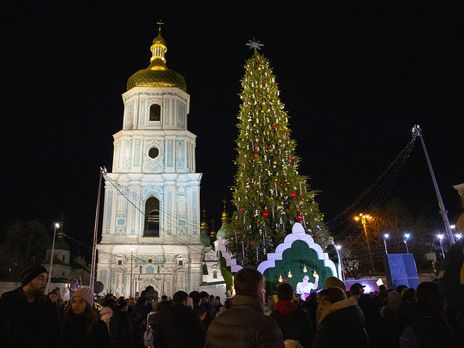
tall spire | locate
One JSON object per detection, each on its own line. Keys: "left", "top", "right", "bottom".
{"left": 150, "top": 20, "right": 167, "bottom": 64}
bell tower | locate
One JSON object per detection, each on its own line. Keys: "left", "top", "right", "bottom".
{"left": 97, "top": 24, "right": 203, "bottom": 298}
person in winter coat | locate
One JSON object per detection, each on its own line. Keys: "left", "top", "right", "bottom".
{"left": 270, "top": 282, "right": 314, "bottom": 348}
{"left": 155, "top": 290, "right": 205, "bottom": 348}
{"left": 59, "top": 286, "right": 110, "bottom": 348}
{"left": 0, "top": 264, "right": 59, "bottom": 348}
{"left": 109, "top": 297, "right": 135, "bottom": 348}
{"left": 200, "top": 291, "right": 216, "bottom": 328}
{"left": 398, "top": 288, "right": 417, "bottom": 331}
{"left": 206, "top": 267, "right": 284, "bottom": 348}
{"left": 350, "top": 282, "right": 382, "bottom": 347}
{"left": 380, "top": 290, "right": 402, "bottom": 348}
{"left": 312, "top": 287, "right": 369, "bottom": 348}
{"left": 400, "top": 281, "right": 462, "bottom": 348}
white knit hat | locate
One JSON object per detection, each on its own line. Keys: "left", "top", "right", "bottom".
{"left": 72, "top": 286, "right": 94, "bottom": 306}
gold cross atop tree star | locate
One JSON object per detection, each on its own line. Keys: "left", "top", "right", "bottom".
{"left": 246, "top": 39, "right": 264, "bottom": 51}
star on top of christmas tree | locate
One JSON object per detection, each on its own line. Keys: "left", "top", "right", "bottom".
{"left": 246, "top": 39, "right": 264, "bottom": 51}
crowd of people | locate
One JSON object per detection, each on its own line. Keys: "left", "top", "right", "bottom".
{"left": 0, "top": 263, "right": 463, "bottom": 348}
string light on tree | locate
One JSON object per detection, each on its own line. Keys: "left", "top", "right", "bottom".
{"left": 229, "top": 40, "right": 331, "bottom": 266}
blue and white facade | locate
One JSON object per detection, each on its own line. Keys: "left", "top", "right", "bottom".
{"left": 96, "top": 83, "right": 203, "bottom": 298}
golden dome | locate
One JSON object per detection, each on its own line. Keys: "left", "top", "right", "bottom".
{"left": 127, "top": 29, "right": 186, "bottom": 91}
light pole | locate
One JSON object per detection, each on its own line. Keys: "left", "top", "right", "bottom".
{"left": 437, "top": 234, "right": 445, "bottom": 259}
{"left": 412, "top": 125, "right": 455, "bottom": 245}
{"left": 383, "top": 233, "right": 390, "bottom": 254}
{"left": 403, "top": 233, "right": 410, "bottom": 253}
{"left": 335, "top": 244, "right": 344, "bottom": 280}
{"left": 354, "top": 213, "right": 375, "bottom": 274}
{"left": 130, "top": 248, "right": 134, "bottom": 298}
{"left": 47, "top": 222, "right": 60, "bottom": 293}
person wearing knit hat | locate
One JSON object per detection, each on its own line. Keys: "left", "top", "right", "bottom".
{"left": 20, "top": 263, "right": 48, "bottom": 287}
{"left": 0, "top": 263, "right": 59, "bottom": 348}
{"left": 60, "top": 286, "right": 110, "bottom": 347}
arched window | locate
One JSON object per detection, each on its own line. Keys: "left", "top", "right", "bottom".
{"left": 144, "top": 197, "right": 160, "bottom": 237}
{"left": 149, "top": 104, "right": 161, "bottom": 122}
{"left": 213, "top": 270, "right": 218, "bottom": 279}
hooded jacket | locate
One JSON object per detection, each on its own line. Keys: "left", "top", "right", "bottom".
{"left": 206, "top": 294, "right": 284, "bottom": 348}
{"left": 270, "top": 300, "right": 314, "bottom": 348}
{"left": 312, "top": 297, "right": 369, "bottom": 348}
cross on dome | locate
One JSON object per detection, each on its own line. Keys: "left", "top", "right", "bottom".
{"left": 156, "top": 19, "right": 165, "bottom": 34}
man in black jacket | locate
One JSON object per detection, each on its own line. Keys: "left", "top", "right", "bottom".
{"left": 155, "top": 290, "right": 205, "bottom": 348}
{"left": 0, "top": 264, "right": 59, "bottom": 348}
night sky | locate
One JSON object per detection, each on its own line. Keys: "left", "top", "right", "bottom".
{"left": 2, "top": 1, "right": 463, "bottom": 255}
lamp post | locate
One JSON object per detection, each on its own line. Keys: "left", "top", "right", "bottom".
{"left": 130, "top": 248, "right": 134, "bottom": 298}
{"left": 403, "top": 233, "right": 410, "bottom": 254}
{"left": 437, "top": 234, "right": 445, "bottom": 259}
{"left": 354, "top": 213, "right": 375, "bottom": 274}
{"left": 335, "top": 244, "right": 344, "bottom": 280}
{"left": 383, "top": 233, "right": 390, "bottom": 254}
{"left": 47, "top": 222, "right": 60, "bottom": 293}
{"left": 412, "top": 125, "right": 455, "bottom": 245}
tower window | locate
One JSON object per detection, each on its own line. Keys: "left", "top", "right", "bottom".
{"left": 148, "top": 147, "right": 159, "bottom": 159}
{"left": 144, "top": 197, "right": 160, "bottom": 237}
{"left": 178, "top": 260, "right": 183, "bottom": 266}
{"left": 149, "top": 104, "right": 161, "bottom": 121}
{"left": 117, "top": 260, "right": 122, "bottom": 265}
{"left": 213, "top": 270, "right": 218, "bottom": 279}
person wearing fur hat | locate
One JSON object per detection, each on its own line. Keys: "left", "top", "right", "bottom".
{"left": 0, "top": 263, "right": 59, "bottom": 348}
{"left": 59, "top": 286, "right": 110, "bottom": 348}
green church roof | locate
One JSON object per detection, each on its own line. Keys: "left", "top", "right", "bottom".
{"left": 200, "top": 230, "right": 211, "bottom": 247}
{"left": 54, "top": 238, "right": 70, "bottom": 250}
{"left": 216, "top": 223, "right": 231, "bottom": 239}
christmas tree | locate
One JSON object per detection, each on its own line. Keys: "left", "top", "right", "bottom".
{"left": 229, "top": 42, "right": 331, "bottom": 266}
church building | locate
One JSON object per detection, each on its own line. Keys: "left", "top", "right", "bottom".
{"left": 96, "top": 26, "right": 203, "bottom": 298}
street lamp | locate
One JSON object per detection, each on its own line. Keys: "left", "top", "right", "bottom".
{"left": 403, "top": 233, "right": 410, "bottom": 254}
{"left": 47, "top": 222, "right": 60, "bottom": 293}
{"left": 130, "top": 248, "right": 134, "bottom": 298}
{"left": 383, "top": 233, "right": 390, "bottom": 254}
{"left": 437, "top": 234, "right": 445, "bottom": 258}
{"left": 450, "top": 225, "right": 462, "bottom": 241}
{"left": 354, "top": 213, "right": 375, "bottom": 274}
{"left": 335, "top": 244, "right": 344, "bottom": 280}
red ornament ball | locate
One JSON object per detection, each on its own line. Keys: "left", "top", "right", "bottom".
{"left": 296, "top": 213, "right": 303, "bottom": 222}
{"left": 262, "top": 210, "right": 270, "bottom": 218}
{"left": 253, "top": 151, "right": 260, "bottom": 157}
{"left": 290, "top": 191, "right": 297, "bottom": 199}
{"left": 272, "top": 124, "right": 277, "bottom": 129}
{"left": 250, "top": 240, "right": 257, "bottom": 247}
